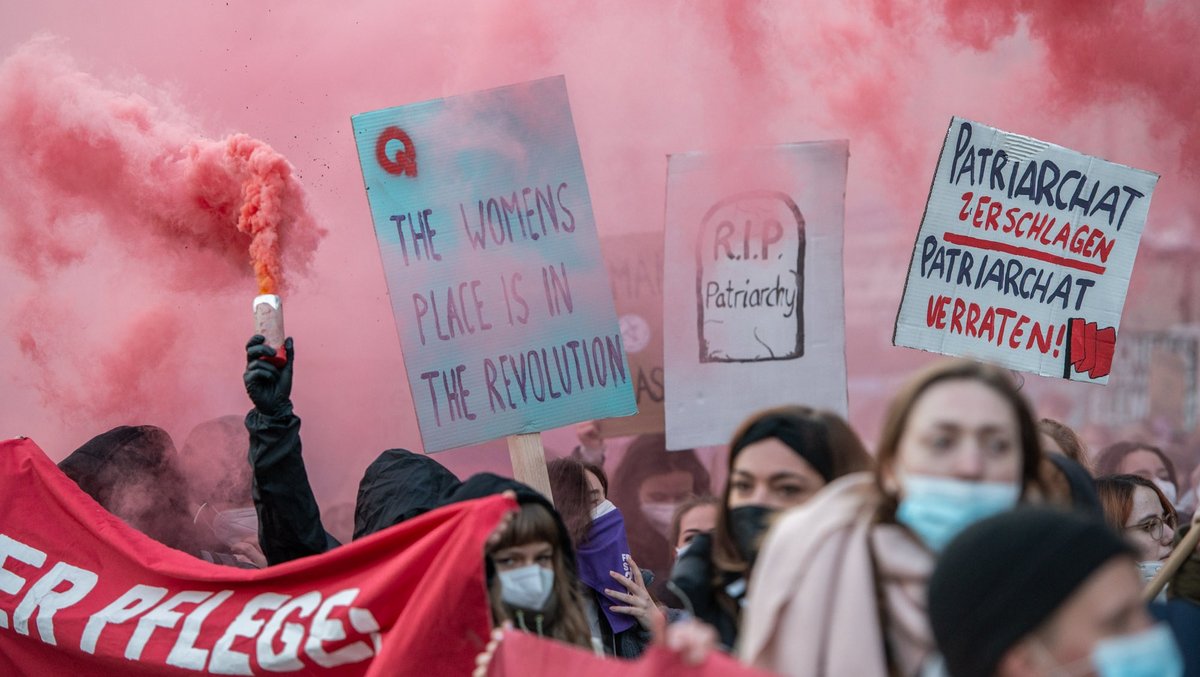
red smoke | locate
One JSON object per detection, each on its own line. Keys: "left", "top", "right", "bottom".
{"left": 0, "top": 37, "right": 323, "bottom": 433}
{"left": 0, "top": 37, "right": 322, "bottom": 292}
{"left": 1, "top": 1, "right": 1198, "bottom": 513}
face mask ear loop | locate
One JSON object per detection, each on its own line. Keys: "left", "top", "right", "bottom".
{"left": 193, "top": 502, "right": 209, "bottom": 524}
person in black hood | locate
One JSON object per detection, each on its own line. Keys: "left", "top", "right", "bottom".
{"left": 472, "top": 477, "right": 594, "bottom": 651}
{"left": 353, "top": 448, "right": 462, "bottom": 539}
{"left": 58, "top": 425, "right": 210, "bottom": 558}
{"left": 669, "top": 405, "right": 873, "bottom": 650}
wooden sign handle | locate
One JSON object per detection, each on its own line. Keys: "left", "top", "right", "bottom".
{"left": 506, "top": 432, "right": 555, "bottom": 505}
{"left": 1143, "top": 509, "right": 1200, "bottom": 602}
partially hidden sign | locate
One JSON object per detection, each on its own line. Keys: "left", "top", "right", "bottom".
{"left": 597, "top": 233, "right": 665, "bottom": 438}
{"left": 663, "top": 142, "right": 849, "bottom": 450}
{"left": 0, "top": 437, "right": 509, "bottom": 676}
{"left": 352, "top": 76, "right": 636, "bottom": 451}
{"left": 894, "top": 117, "right": 1159, "bottom": 383}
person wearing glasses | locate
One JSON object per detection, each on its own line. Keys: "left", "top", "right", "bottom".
{"left": 1096, "top": 474, "right": 1178, "bottom": 589}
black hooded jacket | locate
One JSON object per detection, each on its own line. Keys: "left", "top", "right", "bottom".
{"left": 59, "top": 425, "right": 205, "bottom": 555}
{"left": 669, "top": 532, "right": 740, "bottom": 651}
{"left": 354, "top": 449, "right": 463, "bottom": 539}
{"left": 245, "top": 409, "right": 340, "bottom": 565}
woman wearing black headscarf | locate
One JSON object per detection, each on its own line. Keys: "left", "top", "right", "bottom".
{"left": 669, "top": 405, "right": 873, "bottom": 650}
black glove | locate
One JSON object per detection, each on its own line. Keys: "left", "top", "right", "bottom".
{"left": 244, "top": 335, "right": 294, "bottom": 417}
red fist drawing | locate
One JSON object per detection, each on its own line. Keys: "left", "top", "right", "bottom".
{"left": 1067, "top": 318, "right": 1116, "bottom": 380}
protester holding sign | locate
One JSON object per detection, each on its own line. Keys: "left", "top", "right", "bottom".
{"left": 671, "top": 406, "right": 872, "bottom": 650}
{"left": 739, "top": 360, "right": 1044, "bottom": 675}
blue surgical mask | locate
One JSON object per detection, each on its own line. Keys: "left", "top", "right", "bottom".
{"left": 498, "top": 564, "right": 555, "bottom": 612}
{"left": 1091, "top": 623, "right": 1183, "bottom": 677}
{"left": 895, "top": 475, "right": 1019, "bottom": 552}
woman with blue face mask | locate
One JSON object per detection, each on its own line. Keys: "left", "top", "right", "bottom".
{"left": 740, "top": 360, "right": 1044, "bottom": 676}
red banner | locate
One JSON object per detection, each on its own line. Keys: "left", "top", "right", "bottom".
{"left": 488, "top": 630, "right": 775, "bottom": 676}
{"left": 0, "top": 437, "right": 510, "bottom": 676}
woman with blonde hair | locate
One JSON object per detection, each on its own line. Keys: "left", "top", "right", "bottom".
{"left": 740, "top": 360, "right": 1044, "bottom": 676}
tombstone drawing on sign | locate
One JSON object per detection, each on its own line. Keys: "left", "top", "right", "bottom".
{"left": 696, "top": 190, "right": 805, "bottom": 363}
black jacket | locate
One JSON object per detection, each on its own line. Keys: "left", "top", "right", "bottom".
{"left": 669, "top": 532, "right": 740, "bottom": 651}
{"left": 245, "top": 409, "right": 339, "bottom": 565}
{"left": 354, "top": 448, "right": 462, "bottom": 539}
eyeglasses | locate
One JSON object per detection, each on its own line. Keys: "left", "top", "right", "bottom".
{"left": 1126, "top": 514, "right": 1178, "bottom": 541}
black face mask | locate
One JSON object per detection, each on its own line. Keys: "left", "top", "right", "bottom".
{"left": 728, "top": 505, "right": 775, "bottom": 566}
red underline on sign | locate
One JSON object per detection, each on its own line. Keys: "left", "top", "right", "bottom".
{"left": 942, "top": 233, "right": 1107, "bottom": 275}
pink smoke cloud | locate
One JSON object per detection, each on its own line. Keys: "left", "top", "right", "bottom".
{"left": 0, "top": 0, "right": 1195, "bottom": 510}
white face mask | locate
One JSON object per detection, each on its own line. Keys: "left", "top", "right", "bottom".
{"left": 591, "top": 499, "right": 616, "bottom": 520}
{"left": 212, "top": 507, "right": 258, "bottom": 547}
{"left": 640, "top": 502, "right": 677, "bottom": 539}
{"left": 498, "top": 564, "right": 555, "bottom": 612}
{"left": 1153, "top": 478, "right": 1178, "bottom": 506}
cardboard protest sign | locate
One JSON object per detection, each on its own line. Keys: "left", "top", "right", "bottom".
{"left": 597, "top": 233, "right": 665, "bottom": 437}
{"left": 0, "top": 437, "right": 509, "bottom": 676}
{"left": 663, "top": 142, "right": 849, "bottom": 450}
{"left": 894, "top": 117, "right": 1159, "bottom": 383}
{"left": 352, "top": 77, "right": 636, "bottom": 452}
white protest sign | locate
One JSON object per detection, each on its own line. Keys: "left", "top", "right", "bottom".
{"left": 663, "top": 142, "right": 849, "bottom": 450}
{"left": 352, "top": 77, "right": 636, "bottom": 452}
{"left": 894, "top": 117, "right": 1159, "bottom": 383}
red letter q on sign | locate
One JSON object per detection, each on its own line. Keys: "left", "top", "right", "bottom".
{"left": 375, "top": 126, "right": 417, "bottom": 177}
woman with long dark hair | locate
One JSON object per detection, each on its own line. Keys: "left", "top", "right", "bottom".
{"left": 671, "top": 405, "right": 873, "bottom": 650}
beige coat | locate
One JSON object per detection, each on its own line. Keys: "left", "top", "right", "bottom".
{"left": 739, "top": 473, "right": 936, "bottom": 676}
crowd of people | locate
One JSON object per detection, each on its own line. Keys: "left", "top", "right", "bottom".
{"left": 51, "top": 335, "right": 1200, "bottom": 676}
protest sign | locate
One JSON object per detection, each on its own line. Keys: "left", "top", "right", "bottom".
{"left": 893, "top": 117, "right": 1159, "bottom": 383}
{"left": 487, "top": 628, "right": 774, "bottom": 677}
{"left": 662, "top": 142, "right": 849, "bottom": 450}
{"left": 0, "top": 437, "right": 510, "bottom": 676}
{"left": 597, "top": 233, "right": 665, "bottom": 438}
{"left": 351, "top": 76, "right": 636, "bottom": 454}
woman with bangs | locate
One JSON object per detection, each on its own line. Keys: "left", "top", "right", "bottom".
{"left": 486, "top": 501, "right": 594, "bottom": 648}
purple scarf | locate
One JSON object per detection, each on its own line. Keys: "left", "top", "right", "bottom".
{"left": 575, "top": 501, "right": 637, "bottom": 634}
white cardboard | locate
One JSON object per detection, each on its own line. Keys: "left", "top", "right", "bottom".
{"left": 894, "top": 117, "right": 1159, "bottom": 384}
{"left": 663, "top": 142, "right": 849, "bottom": 450}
